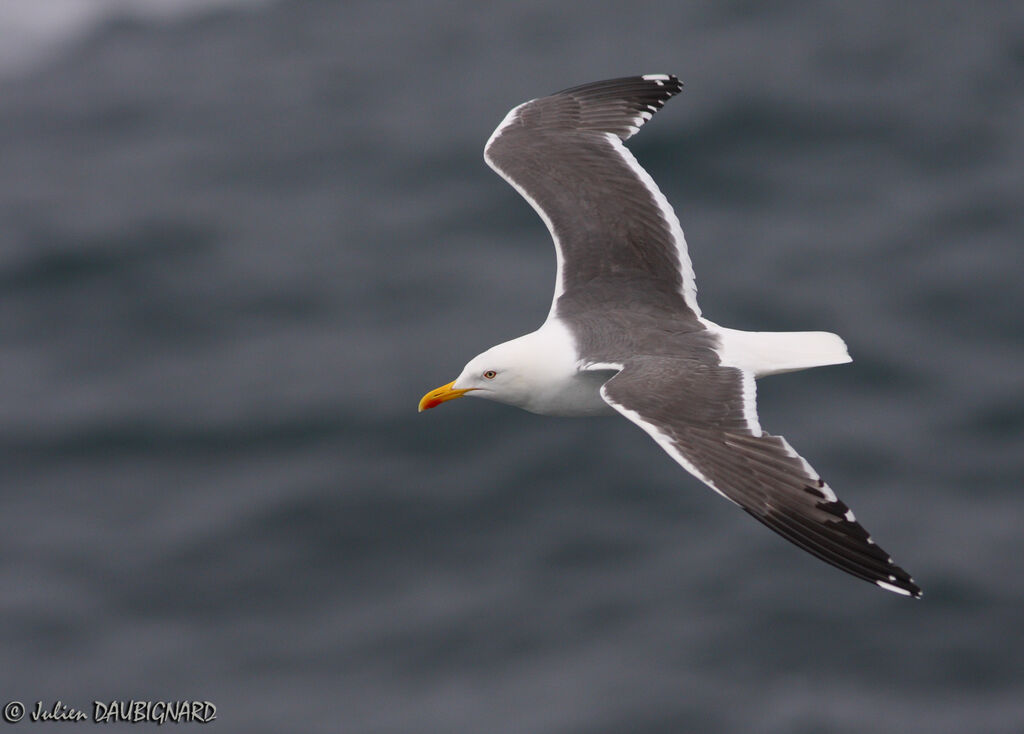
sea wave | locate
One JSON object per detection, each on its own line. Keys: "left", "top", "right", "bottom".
{"left": 0, "top": 0, "right": 272, "bottom": 76}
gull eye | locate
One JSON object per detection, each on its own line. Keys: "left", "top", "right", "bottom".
{"left": 483, "top": 370, "right": 497, "bottom": 379}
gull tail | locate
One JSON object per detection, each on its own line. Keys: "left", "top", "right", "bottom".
{"left": 710, "top": 325, "right": 852, "bottom": 378}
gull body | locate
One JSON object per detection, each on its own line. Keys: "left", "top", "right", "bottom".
{"left": 419, "top": 75, "right": 919, "bottom": 597}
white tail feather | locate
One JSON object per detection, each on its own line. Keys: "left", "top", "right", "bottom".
{"left": 708, "top": 324, "right": 852, "bottom": 378}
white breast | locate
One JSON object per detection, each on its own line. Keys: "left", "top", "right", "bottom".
{"left": 518, "top": 319, "right": 618, "bottom": 417}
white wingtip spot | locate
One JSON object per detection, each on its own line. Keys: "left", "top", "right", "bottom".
{"left": 642, "top": 73, "right": 670, "bottom": 85}
{"left": 876, "top": 580, "right": 913, "bottom": 596}
{"left": 844, "top": 509, "right": 856, "bottom": 522}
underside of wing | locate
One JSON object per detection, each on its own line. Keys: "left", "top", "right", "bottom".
{"left": 483, "top": 75, "right": 699, "bottom": 318}
{"left": 598, "top": 357, "right": 921, "bottom": 597}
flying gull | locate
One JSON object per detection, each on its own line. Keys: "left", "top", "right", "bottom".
{"left": 419, "top": 75, "right": 920, "bottom": 597}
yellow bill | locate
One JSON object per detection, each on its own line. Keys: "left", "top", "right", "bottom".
{"left": 418, "top": 381, "right": 474, "bottom": 412}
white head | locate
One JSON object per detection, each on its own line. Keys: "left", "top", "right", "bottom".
{"left": 418, "top": 325, "right": 582, "bottom": 415}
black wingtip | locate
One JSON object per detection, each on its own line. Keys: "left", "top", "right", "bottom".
{"left": 641, "top": 73, "right": 684, "bottom": 93}
{"left": 543, "top": 75, "right": 685, "bottom": 141}
{"left": 555, "top": 74, "right": 684, "bottom": 103}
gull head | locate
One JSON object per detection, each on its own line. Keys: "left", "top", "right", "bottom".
{"left": 418, "top": 336, "right": 539, "bottom": 413}
{"left": 418, "top": 323, "right": 613, "bottom": 417}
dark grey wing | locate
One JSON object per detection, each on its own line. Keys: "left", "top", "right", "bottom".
{"left": 484, "top": 75, "right": 700, "bottom": 318}
{"left": 598, "top": 357, "right": 921, "bottom": 597}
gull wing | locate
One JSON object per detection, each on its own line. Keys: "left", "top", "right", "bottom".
{"left": 484, "top": 75, "right": 699, "bottom": 318}
{"left": 598, "top": 357, "right": 921, "bottom": 597}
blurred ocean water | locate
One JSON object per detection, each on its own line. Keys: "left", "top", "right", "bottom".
{"left": 1, "top": 1, "right": 1022, "bottom": 732}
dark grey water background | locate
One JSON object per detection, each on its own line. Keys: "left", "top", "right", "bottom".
{"left": 1, "top": 1, "right": 1022, "bottom": 732}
